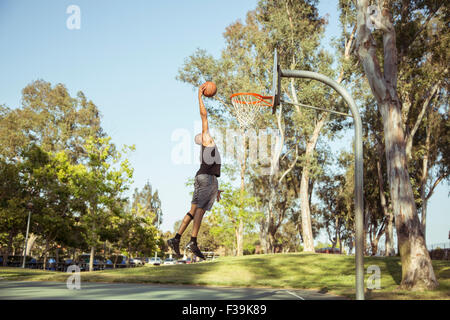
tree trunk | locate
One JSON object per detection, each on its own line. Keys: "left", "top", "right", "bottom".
{"left": 371, "top": 220, "right": 386, "bottom": 256}
{"left": 89, "top": 216, "right": 97, "bottom": 272}
{"left": 236, "top": 220, "right": 244, "bottom": 256}
{"left": 259, "top": 217, "right": 269, "bottom": 254}
{"left": 371, "top": 237, "right": 379, "bottom": 256}
{"left": 421, "top": 198, "right": 428, "bottom": 242}
{"left": 1, "top": 249, "right": 7, "bottom": 267}
{"left": 235, "top": 225, "right": 243, "bottom": 255}
{"left": 26, "top": 233, "right": 37, "bottom": 256}
{"left": 43, "top": 238, "right": 49, "bottom": 270}
{"left": 368, "top": 219, "right": 373, "bottom": 256}
{"left": 355, "top": 0, "right": 437, "bottom": 290}
{"left": 299, "top": 167, "right": 315, "bottom": 252}
{"left": 267, "top": 187, "right": 276, "bottom": 253}
{"left": 113, "top": 247, "right": 120, "bottom": 269}
{"left": 268, "top": 224, "right": 276, "bottom": 253}
{"left": 376, "top": 143, "right": 395, "bottom": 256}
{"left": 364, "top": 205, "right": 370, "bottom": 255}
{"left": 298, "top": 118, "right": 326, "bottom": 253}
{"left": 89, "top": 245, "right": 95, "bottom": 271}
{"left": 385, "top": 211, "right": 395, "bottom": 256}
{"left": 420, "top": 122, "right": 431, "bottom": 242}
{"left": 383, "top": 103, "right": 437, "bottom": 288}
{"left": 3, "top": 233, "right": 14, "bottom": 266}
{"left": 235, "top": 131, "right": 246, "bottom": 257}
{"left": 336, "top": 217, "right": 342, "bottom": 254}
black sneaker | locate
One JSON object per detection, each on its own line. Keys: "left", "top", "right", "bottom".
{"left": 167, "top": 238, "right": 181, "bottom": 257}
{"left": 186, "top": 241, "right": 205, "bottom": 260}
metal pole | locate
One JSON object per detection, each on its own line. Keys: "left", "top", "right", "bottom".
{"left": 280, "top": 69, "right": 365, "bottom": 300}
{"left": 22, "top": 204, "right": 32, "bottom": 268}
{"left": 155, "top": 211, "right": 160, "bottom": 260}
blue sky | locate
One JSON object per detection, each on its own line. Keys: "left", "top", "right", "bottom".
{"left": 1, "top": 0, "right": 448, "bottom": 246}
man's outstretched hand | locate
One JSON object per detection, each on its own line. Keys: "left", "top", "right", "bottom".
{"left": 198, "top": 83, "right": 207, "bottom": 98}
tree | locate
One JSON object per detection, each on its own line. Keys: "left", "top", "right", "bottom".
{"left": 117, "top": 203, "right": 158, "bottom": 263}
{"left": 0, "top": 105, "right": 28, "bottom": 161}
{"left": 19, "top": 146, "right": 85, "bottom": 266}
{"left": 0, "top": 81, "right": 107, "bottom": 262}
{"left": 0, "top": 159, "right": 26, "bottom": 266}
{"left": 316, "top": 160, "right": 354, "bottom": 255}
{"left": 78, "top": 137, "right": 134, "bottom": 271}
{"left": 131, "top": 181, "right": 163, "bottom": 227}
{"left": 121, "top": 183, "right": 163, "bottom": 259}
{"left": 249, "top": 146, "right": 301, "bottom": 253}
{"left": 257, "top": 0, "right": 332, "bottom": 254}
{"left": 19, "top": 80, "right": 104, "bottom": 162}
{"left": 409, "top": 90, "right": 449, "bottom": 242}
{"left": 210, "top": 182, "right": 262, "bottom": 256}
{"left": 353, "top": 0, "right": 441, "bottom": 289}
{"left": 277, "top": 220, "right": 302, "bottom": 253}
{"left": 0, "top": 80, "right": 146, "bottom": 269}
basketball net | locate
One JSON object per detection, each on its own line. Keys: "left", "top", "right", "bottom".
{"left": 230, "top": 93, "right": 273, "bottom": 130}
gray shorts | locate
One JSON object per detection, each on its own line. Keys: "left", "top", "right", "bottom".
{"left": 191, "top": 174, "right": 218, "bottom": 211}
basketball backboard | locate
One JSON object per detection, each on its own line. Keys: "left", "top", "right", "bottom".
{"left": 271, "top": 48, "right": 281, "bottom": 113}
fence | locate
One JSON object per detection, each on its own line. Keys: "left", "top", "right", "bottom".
{"left": 428, "top": 242, "right": 450, "bottom": 260}
{"left": 0, "top": 258, "right": 144, "bottom": 272}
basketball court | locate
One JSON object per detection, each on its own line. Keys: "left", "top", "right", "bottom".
{"left": 0, "top": 281, "right": 345, "bottom": 300}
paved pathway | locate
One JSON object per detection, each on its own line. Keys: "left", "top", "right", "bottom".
{"left": 0, "top": 281, "right": 345, "bottom": 300}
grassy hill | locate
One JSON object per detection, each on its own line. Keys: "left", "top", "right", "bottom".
{"left": 1, "top": 253, "right": 449, "bottom": 300}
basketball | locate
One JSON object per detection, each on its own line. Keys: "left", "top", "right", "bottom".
{"left": 202, "top": 81, "right": 217, "bottom": 97}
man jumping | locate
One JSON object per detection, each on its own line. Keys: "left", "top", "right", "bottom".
{"left": 167, "top": 83, "right": 222, "bottom": 260}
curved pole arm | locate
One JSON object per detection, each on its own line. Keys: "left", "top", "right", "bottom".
{"left": 280, "top": 69, "right": 365, "bottom": 300}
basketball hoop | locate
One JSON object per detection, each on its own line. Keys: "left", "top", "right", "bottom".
{"left": 230, "top": 92, "right": 274, "bottom": 130}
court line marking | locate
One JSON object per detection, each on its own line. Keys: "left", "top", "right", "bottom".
{"left": 284, "top": 290, "right": 305, "bottom": 300}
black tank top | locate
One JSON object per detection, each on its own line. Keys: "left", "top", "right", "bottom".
{"left": 196, "top": 144, "right": 221, "bottom": 177}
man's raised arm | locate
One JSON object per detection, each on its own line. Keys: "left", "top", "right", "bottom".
{"left": 198, "top": 84, "right": 213, "bottom": 146}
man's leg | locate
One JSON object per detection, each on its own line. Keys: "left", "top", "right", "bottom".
{"left": 186, "top": 207, "right": 206, "bottom": 260}
{"left": 176, "top": 204, "right": 197, "bottom": 236}
{"left": 168, "top": 204, "right": 197, "bottom": 258}
{"left": 191, "top": 207, "right": 205, "bottom": 238}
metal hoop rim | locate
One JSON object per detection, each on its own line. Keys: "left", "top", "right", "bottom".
{"left": 230, "top": 92, "right": 274, "bottom": 107}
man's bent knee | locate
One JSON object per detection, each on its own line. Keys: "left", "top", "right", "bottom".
{"left": 186, "top": 212, "right": 194, "bottom": 220}
{"left": 195, "top": 208, "right": 205, "bottom": 217}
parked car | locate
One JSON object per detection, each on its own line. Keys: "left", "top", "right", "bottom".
{"left": 147, "top": 257, "right": 161, "bottom": 266}
{"left": 47, "top": 258, "right": 57, "bottom": 270}
{"left": 28, "top": 258, "right": 38, "bottom": 268}
{"left": 204, "top": 252, "right": 220, "bottom": 261}
{"left": 104, "top": 259, "right": 114, "bottom": 269}
{"left": 108, "top": 255, "right": 128, "bottom": 268}
{"left": 0, "top": 256, "right": 35, "bottom": 267}
{"left": 130, "top": 258, "right": 144, "bottom": 266}
{"left": 76, "top": 254, "right": 106, "bottom": 270}
{"left": 316, "top": 247, "right": 341, "bottom": 254}
{"left": 163, "top": 258, "right": 176, "bottom": 265}
{"left": 177, "top": 257, "right": 193, "bottom": 264}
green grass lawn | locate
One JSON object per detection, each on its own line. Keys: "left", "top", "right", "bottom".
{"left": 1, "top": 253, "right": 449, "bottom": 300}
